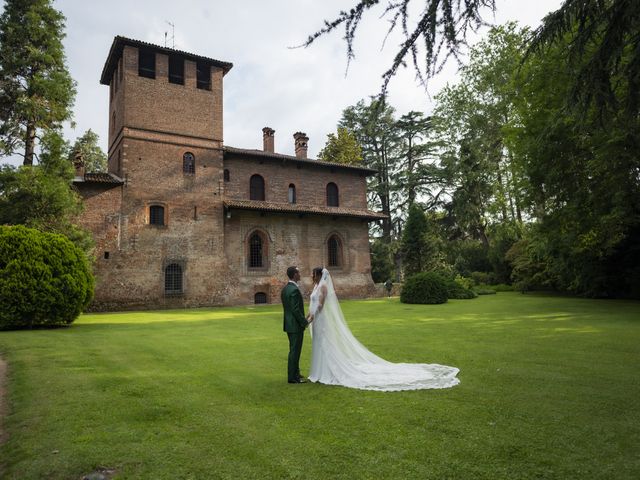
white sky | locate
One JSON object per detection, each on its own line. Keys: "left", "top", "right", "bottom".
{"left": 1, "top": 0, "right": 563, "bottom": 164}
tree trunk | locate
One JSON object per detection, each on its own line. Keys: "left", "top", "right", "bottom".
{"left": 24, "top": 121, "right": 36, "bottom": 166}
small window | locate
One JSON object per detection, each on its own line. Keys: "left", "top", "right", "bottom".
{"left": 183, "top": 152, "right": 195, "bottom": 174}
{"left": 249, "top": 233, "right": 264, "bottom": 268}
{"left": 165, "top": 263, "right": 183, "bottom": 294}
{"left": 196, "top": 61, "right": 210, "bottom": 90}
{"left": 149, "top": 205, "right": 165, "bottom": 225}
{"left": 224, "top": 169, "right": 230, "bottom": 182}
{"left": 169, "top": 55, "right": 184, "bottom": 85}
{"left": 117, "top": 150, "right": 122, "bottom": 175}
{"left": 250, "top": 174, "right": 265, "bottom": 201}
{"left": 288, "top": 184, "right": 296, "bottom": 204}
{"left": 104, "top": 252, "right": 110, "bottom": 259}
{"left": 138, "top": 49, "right": 155, "bottom": 79}
{"left": 326, "top": 182, "right": 339, "bottom": 207}
{"left": 255, "top": 292, "right": 267, "bottom": 304}
{"left": 328, "top": 235, "right": 342, "bottom": 267}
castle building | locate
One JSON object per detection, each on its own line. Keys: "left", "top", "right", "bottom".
{"left": 73, "top": 37, "right": 385, "bottom": 310}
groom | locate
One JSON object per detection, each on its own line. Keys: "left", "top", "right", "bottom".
{"left": 281, "top": 266, "right": 311, "bottom": 384}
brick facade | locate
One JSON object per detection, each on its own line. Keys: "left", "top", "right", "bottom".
{"left": 74, "top": 37, "right": 384, "bottom": 310}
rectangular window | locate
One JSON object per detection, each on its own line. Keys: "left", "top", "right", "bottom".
{"left": 168, "top": 55, "right": 184, "bottom": 85}
{"left": 149, "top": 205, "right": 165, "bottom": 225}
{"left": 138, "top": 49, "right": 155, "bottom": 79}
{"left": 196, "top": 61, "right": 211, "bottom": 90}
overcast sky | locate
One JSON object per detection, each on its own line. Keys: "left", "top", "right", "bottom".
{"left": 2, "top": 0, "right": 563, "bottom": 163}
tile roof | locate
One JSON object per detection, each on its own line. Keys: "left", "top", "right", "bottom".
{"left": 73, "top": 173, "right": 124, "bottom": 185}
{"left": 223, "top": 199, "right": 387, "bottom": 221}
{"left": 223, "top": 146, "right": 377, "bottom": 175}
{"left": 100, "top": 36, "right": 233, "bottom": 85}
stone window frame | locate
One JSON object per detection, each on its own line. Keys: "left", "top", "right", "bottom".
{"left": 183, "top": 152, "right": 195, "bottom": 175}
{"left": 250, "top": 174, "right": 265, "bottom": 201}
{"left": 326, "top": 232, "right": 346, "bottom": 270}
{"left": 288, "top": 183, "right": 297, "bottom": 204}
{"left": 326, "top": 182, "right": 339, "bottom": 207}
{"left": 246, "top": 228, "right": 270, "bottom": 272}
{"left": 147, "top": 202, "right": 168, "bottom": 227}
{"left": 164, "top": 259, "right": 185, "bottom": 296}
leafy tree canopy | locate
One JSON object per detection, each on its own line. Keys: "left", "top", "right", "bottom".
{"left": 0, "top": 0, "right": 76, "bottom": 165}
{"left": 69, "top": 129, "right": 107, "bottom": 173}
{"left": 317, "top": 127, "right": 363, "bottom": 165}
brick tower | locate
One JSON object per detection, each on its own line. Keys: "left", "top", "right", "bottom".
{"left": 88, "top": 37, "right": 235, "bottom": 308}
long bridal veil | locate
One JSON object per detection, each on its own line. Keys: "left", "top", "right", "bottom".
{"left": 309, "top": 269, "right": 460, "bottom": 391}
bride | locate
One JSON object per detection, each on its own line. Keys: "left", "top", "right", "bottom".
{"left": 306, "top": 267, "right": 460, "bottom": 391}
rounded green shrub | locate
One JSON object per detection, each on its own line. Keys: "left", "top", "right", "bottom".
{"left": 442, "top": 275, "right": 478, "bottom": 299}
{"left": 0, "top": 225, "right": 94, "bottom": 329}
{"left": 400, "top": 272, "right": 448, "bottom": 304}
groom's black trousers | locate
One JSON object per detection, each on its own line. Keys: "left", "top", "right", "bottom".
{"left": 287, "top": 332, "right": 304, "bottom": 382}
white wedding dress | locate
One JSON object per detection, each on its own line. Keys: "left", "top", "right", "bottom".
{"left": 308, "top": 269, "right": 460, "bottom": 391}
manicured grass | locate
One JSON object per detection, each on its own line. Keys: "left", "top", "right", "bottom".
{"left": 0, "top": 293, "right": 639, "bottom": 479}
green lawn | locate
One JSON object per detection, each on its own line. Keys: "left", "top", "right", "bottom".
{"left": 0, "top": 293, "right": 639, "bottom": 479}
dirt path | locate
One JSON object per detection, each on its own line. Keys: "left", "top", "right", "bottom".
{"left": 0, "top": 357, "right": 6, "bottom": 445}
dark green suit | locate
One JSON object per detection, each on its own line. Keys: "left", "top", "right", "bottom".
{"left": 281, "top": 281, "right": 308, "bottom": 382}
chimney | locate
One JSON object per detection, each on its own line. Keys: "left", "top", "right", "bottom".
{"left": 293, "top": 132, "right": 309, "bottom": 159}
{"left": 262, "top": 127, "right": 275, "bottom": 153}
{"left": 73, "top": 151, "right": 85, "bottom": 180}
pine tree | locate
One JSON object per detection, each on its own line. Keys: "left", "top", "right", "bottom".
{"left": 401, "top": 203, "right": 430, "bottom": 277}
{"left": 0, "top": 0, "right": 76, "bottom": 165}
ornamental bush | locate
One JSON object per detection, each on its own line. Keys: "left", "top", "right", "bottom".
{"left": 400, "top": 272, "right": 448, "bottom": 304}
{"left": 444, "top": 275, "right": 478, "bottom": 299}
{"left": 0, "top": 225, "right": 94, "bottom": 330}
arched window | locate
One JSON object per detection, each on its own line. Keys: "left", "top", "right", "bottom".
{"left": 224, "top": 169, "right": 230, "bottom": 182}
{"left": 250, "top": 174, "right": 265, "bottom": 200}
{"left": 326, "top": 182, "right": 339, "bottom": 207}
{"left": 149, "top": 205, "right": 165, "bottom": 225}
{"left": 288, "top": 184, "right": 296, "bottom": 204}
{"left": 328, "top": 235, "right": 342, "bottom": 267}
{"left": 249, "top": 232, "right": 264, "bottom": 268}
{"left": 255, "top": 292, "right": 267, "bottom": 304}
{"left": 165, "top": 263, "right": 183, "bottom": 294}
{"left": 183, "top": 152, "right": 195, "bottom": 174}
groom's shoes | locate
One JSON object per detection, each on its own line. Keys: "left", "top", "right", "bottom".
{"left": 288, "top": 376, "right": 308, "bottom": 384}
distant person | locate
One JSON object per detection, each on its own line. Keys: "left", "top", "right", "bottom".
{"left": 280, "top": 266, "right": 311, "bottom": 384}
{"left": 384, "top": 279, "right": 393, "bottom": 297}
{"left": 306, "top": 268, "right": 459, "bottom": 391}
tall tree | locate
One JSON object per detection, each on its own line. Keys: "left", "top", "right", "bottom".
{"left": 434, "top": 24, "right": 528, "bottom": 246}
{"left": 0, "top": 0, "right": 76, "bottom": 165}
{"left": 339, "top": 98, "right": 401, "bottom": 242}
{"left": 509, "top": 21, "right": 640, "bottom": 297}
{"left": 394, "top": 111, "right": 442, "bottom": 209}
{"left": 317, "top": 127, "right": 363, "bottom": 165}
{"left": 69, "top": 129, "right": 107, "bottom": 173}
